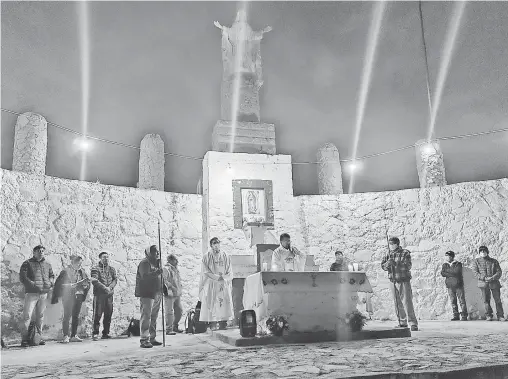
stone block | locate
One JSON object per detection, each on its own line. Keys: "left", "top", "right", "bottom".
{"left": 212, "top": 120, "right": 276, "bottom": 155}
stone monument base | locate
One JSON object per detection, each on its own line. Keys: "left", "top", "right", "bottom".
{"left": 209, "top": 323, "right": 411, "bottom": 347}
{"left": 212, "top": 120, "right": 276, "bottom": 155}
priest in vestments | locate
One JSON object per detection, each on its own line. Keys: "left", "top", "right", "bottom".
{"left": 272, "top": 233, "right": 306, "bottom": 272}
{"left": 199, "top": 237, "right": 234, "bottom": 330}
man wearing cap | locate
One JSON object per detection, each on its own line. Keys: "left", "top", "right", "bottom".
{"left": 19, "top": 245, "right": 55, "bottom": 347}
{"left": 473, "top": 246, "right": 505, "bottom": 321}
{"left": 199, "top": 237, "right": 234, "bottom": 330}
{"left": 135, "top": 245, "right": 164, "bottom": 348}
{"left": 91, "top": 252, "right": 117, "bottom": 340}
{"left": 381, "top": 237, "right": 418, "bottom": 331}
{"left": 441, "top": 251, "right": 468, "bottom": 321}
{"left": 162, "top": 254, "right": 183, "bottom": 335}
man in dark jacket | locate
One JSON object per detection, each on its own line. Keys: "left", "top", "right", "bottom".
{"left": 330, "top": 251, "right": 349, "bottom": 271}
{"left": 473, "top": 246, "right": 505, "bottom": 321}
{"left": 381, "top": 237, "right": 418, "bottom": 331}
{"left": 441, "top": 251, "right": 468, "bottom": 321}
{"left": 19, "top": 245, "right": 55, "bottom": 347}
{"left": 91, "top": 252, "right": 117, "bottom": 341}
{"left": 135, "top": 245, "right": 163, "bottom": 348}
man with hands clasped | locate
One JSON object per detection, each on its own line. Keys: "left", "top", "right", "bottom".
{"left": 473, "top": 246, "right": 505, "bottom": 322}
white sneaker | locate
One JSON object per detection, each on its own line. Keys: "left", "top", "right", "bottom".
{"left": 70, "top": 336, "right": 82, "bottom": 342}
{"left": 62, "top": 336, "right": 70, "bottom": 344}
{"left": 92, "top": 335, "right": 99, "bottom": 341}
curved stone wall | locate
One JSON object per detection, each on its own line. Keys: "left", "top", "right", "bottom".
{"left": 1, "top": 168, "right": 506, "bottom": 342}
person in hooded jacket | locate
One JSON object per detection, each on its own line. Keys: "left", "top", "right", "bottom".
{"left": 135, "top": 245, "right": 163, "bottom": 348}
{"left": 19, "top": 245, "right": 55, "bottom": 347}
{"left": 441, "top": 251, "right": 468, "bottom": 321}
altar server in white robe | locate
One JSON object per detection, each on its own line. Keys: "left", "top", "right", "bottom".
{"left": 271, "top": 233, "right": 306, "bottom": 272}
{"left": 199, "top": 237, "right": 234, "bottom": 330}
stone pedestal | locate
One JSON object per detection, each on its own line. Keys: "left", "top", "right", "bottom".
{"left": 221, "top": 73, "right": 260, "bottom": 122}
{"left": 12, "top": 112, "right": 48, "bottom": 175}
{"left": 138, "top": 134, "right": 165, "bottom": 191}
{"left": 317, "top": 143, "right": 344, "bottom": 195}
{"left": 212, "top": 121, "right": 276, "bottom": 155}
{"left": 243, "top": 272, "right": 373, "bottom": 334}
{"left": 415, "top": 139, "right": 447, "bottom": 188}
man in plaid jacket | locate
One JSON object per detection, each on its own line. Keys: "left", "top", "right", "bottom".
{"left": 381, "top": 237, "right": 418, "bottom": 331}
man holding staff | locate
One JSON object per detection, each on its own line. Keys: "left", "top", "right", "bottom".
{"left": 135, "top": 245, "right": 163, "bottom": 348}
{"left": 381, "top": 237, "right": 418, "bottom": 331}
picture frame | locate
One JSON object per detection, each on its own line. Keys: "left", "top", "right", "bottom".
{"left": 232, "top": 179, "right": 274, "bottom": 229}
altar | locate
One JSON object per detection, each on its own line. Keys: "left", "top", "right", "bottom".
{"left": 242, "top": 271, "right": 373, "bottom": 334}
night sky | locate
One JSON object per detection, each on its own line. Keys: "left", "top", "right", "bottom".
{"left": 2, "top": 1, "right": 507, "bottom": 195}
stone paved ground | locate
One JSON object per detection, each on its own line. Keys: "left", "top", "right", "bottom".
{"left": 2, "top": 321, "right": 508, "bottom": 379}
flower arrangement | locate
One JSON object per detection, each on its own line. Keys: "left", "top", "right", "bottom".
{"left": 265, "top": 315, "right": 289, "bottom": 336}
{"left": 339, "top": 310, "right": 368, "bottom": 333}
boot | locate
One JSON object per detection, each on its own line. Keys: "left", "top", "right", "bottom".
{"left": 451, "top": 316, "right": 460, "bottom": 321}
{"left": 140, "top": 340, "right": 153, "bottom": 348}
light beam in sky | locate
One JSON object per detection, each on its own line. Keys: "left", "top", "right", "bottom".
{"left": 348, "top": 1, "right": 387, "bottom": 194}
{"left": 78, "top": 1, "right": 91, "bottom": 181}
{"left": 426, "top": 1, "right": 467, "bottom": 142}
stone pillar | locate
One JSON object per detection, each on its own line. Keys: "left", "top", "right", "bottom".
{"left": 317, "top": 143, "right": 344, "bottom": 195}
{"left": 138, "top": 134, "right": 165, "bottom": 191}
{"left": 12, "top": 112, "right": 48, "bottom": 175}
{"left": 415, "top": 139, "right": 447, "bottom": 188}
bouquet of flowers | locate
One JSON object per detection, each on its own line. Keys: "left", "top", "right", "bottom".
{"left": 265, "top": 315, "right": 289, "bottom": 336}
{"left": 343, "top": 310, "right": 368, "bottom": 332}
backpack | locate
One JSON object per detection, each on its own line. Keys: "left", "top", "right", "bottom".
{"left": 27, "top": 321, "right": 42, "bottom": 346}
{"left": 185, "top": 302, "right": 208, "bottom": 334}
{"left": 126, "top": 318, "right": 140, "bottom": 337}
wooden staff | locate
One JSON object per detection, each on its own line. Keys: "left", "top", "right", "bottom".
{"left": 158, "top": 219, "right": 166, "bottom": 347}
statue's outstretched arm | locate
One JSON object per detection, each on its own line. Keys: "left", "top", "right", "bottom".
{"left": 214, "top": 21, "right": 225, "bottom": 30}
{"left": 253, "top": 26, "right": 272, "bottom": 40}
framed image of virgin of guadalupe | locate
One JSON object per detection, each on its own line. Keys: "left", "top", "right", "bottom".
{"left": 232, "top": 179, "right": 274, "bottom": 229}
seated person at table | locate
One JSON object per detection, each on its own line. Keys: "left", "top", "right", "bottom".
{"left": 330, "top": 251, "right": 349, "bottom": 271}
{"left": 271, "top": 233, "right": 306, "bottom": 272}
